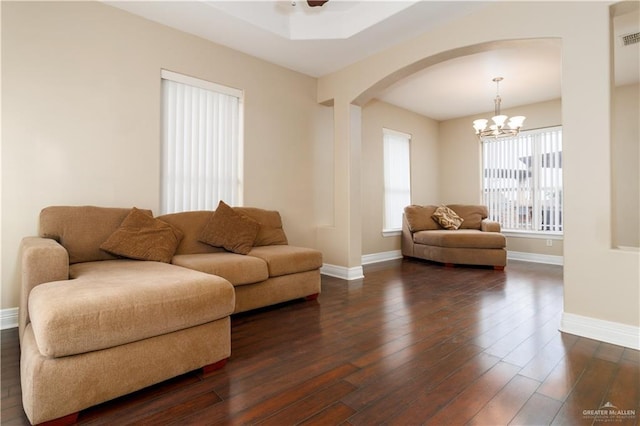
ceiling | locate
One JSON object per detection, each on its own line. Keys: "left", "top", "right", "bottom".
{"left": 107, "top": 1, "right": 639, "bottom": 121}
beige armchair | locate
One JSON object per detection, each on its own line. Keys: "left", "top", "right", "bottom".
{"left": 402, "top": 204, "right": 507, "bottom": 270}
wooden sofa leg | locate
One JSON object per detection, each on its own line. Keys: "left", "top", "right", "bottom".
{"left": 38, "top": 412, "right": 79, "bottom": 426}
{"left": 202, "top": 358, "right": 228, "bottom": 376}
{"left": 305, "top": 293, "right": 319, "bottom": 301}
{"left": 494, "top": 265, "right": 505, "bottom": 271}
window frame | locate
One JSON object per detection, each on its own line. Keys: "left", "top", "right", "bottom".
{"left": 160, "top": 70, "right": 244, "bottom": 214}
{"left": 481, "top": 125, "right": 563, "bottom": 236}
{"left": 382, "top": 127, "right": 412, "bottom": 235}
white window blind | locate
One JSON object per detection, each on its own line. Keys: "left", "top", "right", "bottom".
{"left": 482, "top": 126, "right": 563, "bottom": 233}
{"left": 383, "top": 128, "right": 411, "bottom": 231}
{"left": 161, "top": 70, "right": 243, "bottom": 214}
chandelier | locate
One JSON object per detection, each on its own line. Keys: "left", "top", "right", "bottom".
{"left": 472, "top": 77, "right": 526, "bottom": 140}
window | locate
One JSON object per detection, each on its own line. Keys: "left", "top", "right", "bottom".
{"left": 482, "top": 126, "right": 563, "bottom": 233}
{"left": 383, "top": 128, "right": 411, "bottom": 232}
{"left": 161, "top": 70, "right": 243, "bottom": 214}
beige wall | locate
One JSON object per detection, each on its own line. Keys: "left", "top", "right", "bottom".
{"left": 1, "top": 1, "right": 323, "bottom": 309}
{"left": 317, "top": 2, "right": 639, "bottom": 328}
{"left": 361, "top": 99, "right": 439, "bottom": 256}
{"left": 612, "top": 83, "right": 639, "bottom": 249}
{"left": 507, "top": 236, "right": 563, "bottom": 258}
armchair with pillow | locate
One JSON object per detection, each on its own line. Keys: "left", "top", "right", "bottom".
{"left": 402, "top": 204, "right": 507, "bottom": 270}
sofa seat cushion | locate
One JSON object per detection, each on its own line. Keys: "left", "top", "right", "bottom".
{"left": 413, "top": 230, "right": 506, "bottom": 249}
{"left": 248, "top": 245, "right": 323, "bottom": 277}
{"left": 28, "top": 260, "right": 235, "bottom": 358}
{"left": 172, "top": 252, "right": 269, "bottom": 286}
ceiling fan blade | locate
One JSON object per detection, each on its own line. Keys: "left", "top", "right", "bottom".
{"left": 307, "top": 0, "right": 329, "bottom": 7}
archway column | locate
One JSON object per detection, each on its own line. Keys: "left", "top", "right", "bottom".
{"left": 317, "top": 99, "right": 364, "bottom": 280}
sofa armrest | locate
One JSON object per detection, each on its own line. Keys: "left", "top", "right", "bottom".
{"left": 401, "top": 214, "right": 414, "bottom": 257}
{"left": 20, "top": 237, "right": 69, "bottom": 342}
{"left": 481, "top": 219, "right": 501, "bottom": 233}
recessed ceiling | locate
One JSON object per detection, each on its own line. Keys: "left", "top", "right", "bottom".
{"left": 378, "top": 40, "right": 563, "bottom": 121}
{"left": 204, "top": 1, "right": 419, "bottom": 40}
{"left": 105, "top": 1, "right": 489, "bottom": 77}
{"left": 105, "top": 1, "right": 638, "bottom": 121}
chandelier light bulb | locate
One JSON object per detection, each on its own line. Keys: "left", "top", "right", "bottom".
{"left": 508, "top": 115, "right": 526, "bottom": 129}
{"left": 473, "top": 119, "right": 488, "bottom": 133}
{"left": 491, "top": 115, "right": 508, "bottom": 128}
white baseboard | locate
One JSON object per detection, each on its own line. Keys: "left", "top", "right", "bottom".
{"left": 326, "top": 249, "right": 561, "bottom": 278}
{"left": 1, "top": 307, "right": 19, "bottom": 330}
{"left": 359, "top": 250, "right": 560, "bottom": 266}
{"left": 361, "top": 250, "right": 403, "bottom": 265}
{"left": 320, "top": 264, "right": 364, "bottom": 281}
{"left": 560, "top": 312, "right": 640, "bottom": 350}
{"left": 508, "top": 250, "right": 563, "bottom": 265}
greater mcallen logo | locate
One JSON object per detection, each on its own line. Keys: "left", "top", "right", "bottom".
{"left": 583, "top": 402, "right": 636, "bottom": 422}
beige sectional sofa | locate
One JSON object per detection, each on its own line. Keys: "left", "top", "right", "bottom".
{"left": 402, "top": 204, "right": 507, "bottom": 269}
{"left": 19, "top": 204, "right": 322, "bottom": 425}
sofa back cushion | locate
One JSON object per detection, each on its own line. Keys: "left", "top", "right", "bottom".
{"left": 158, "top": 206, "right": 289, "bottom": 255}
{"left": 234, "top": 207, "right": 288, "bottom": 246}
{"left": 158, "top": 207, "right": 288, "bottom": 256}
{"left": 404, "top": 205, "right": 440, "bottom": 232}
{"left": 447, "top": 205, "right": 488, "bottom": 230}
{"left": 156, "top": 211, "right": 225, "bottom": 256}
{"left": 40, "top": 206, "right": 151, "bottom": 264}
{"left": 404, "top": 204, "right": 490, "bottom": 232}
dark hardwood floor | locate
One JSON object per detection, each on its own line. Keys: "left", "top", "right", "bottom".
{"left": 2, "top": 259, "right": 639, "bottom": 425}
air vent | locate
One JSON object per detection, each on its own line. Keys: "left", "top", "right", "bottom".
{"left": 621, "top": 32, "right": 640, "bottom": 46}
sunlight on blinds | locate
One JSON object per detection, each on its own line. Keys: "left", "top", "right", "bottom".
{"left": 383, "top": 128, "right": 411, "bottom": 231}
{"left": 482, "top": 127, "right": 562, "bottom": 233}
{"left": 161, "top": 71, "right": 243, "bottom": 214}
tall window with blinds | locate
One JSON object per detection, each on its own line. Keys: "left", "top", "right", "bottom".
{"left": 482, "top": 126, "right": 563, "bottom": 233}
{"left": 161, "top": 70, "right": 243, "bottom": 214}
{"left": 383, "top": 128, "right": 411, "bottom": 232}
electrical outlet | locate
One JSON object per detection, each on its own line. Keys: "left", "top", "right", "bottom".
{"left": 546, "top": 239, "right": 553, "bottom": 247}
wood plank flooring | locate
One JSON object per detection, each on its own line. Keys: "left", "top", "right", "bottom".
{"left": 2, "top": 259, "right": 638, "bottom": 425}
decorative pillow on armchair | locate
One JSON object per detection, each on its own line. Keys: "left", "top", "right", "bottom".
{"left": 431, "top": 205, "right": 464, "bottom": 230}
{"left": 100, "top": 207, "right": 184, "bottom": 263}
{"left": 199, "top": 200, "right": 260, "bottom": 255}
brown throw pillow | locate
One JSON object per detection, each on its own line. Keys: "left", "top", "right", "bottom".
{"left": 100, "top": 207, "right": 184, "bottom": 263}
{"left": 432, "top": 205, "right": 464, "bottom": 230}
{"left": 199, "top": 200, "right": 260, "bottom": 255}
